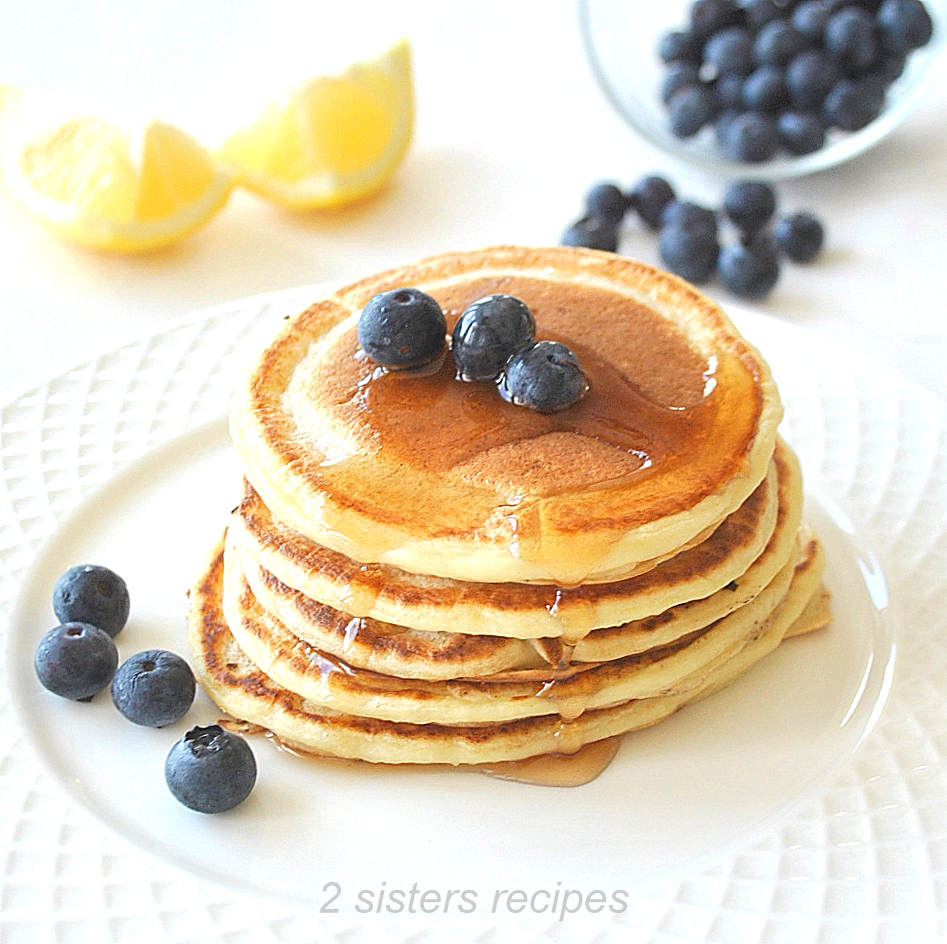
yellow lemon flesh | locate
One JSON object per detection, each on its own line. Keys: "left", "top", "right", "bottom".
{"left": 0, "top": 99, "right": 233, "bottom": 253}
{"left": 217, "top": 38, "right": 413, "bottom": 210}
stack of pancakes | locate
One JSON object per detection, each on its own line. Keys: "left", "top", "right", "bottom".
{"left": 189, "top": 246, "right": 831, "bottom": 771}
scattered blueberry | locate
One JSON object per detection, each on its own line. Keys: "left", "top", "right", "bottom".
{"left": 584, "top": 181, "right": 628, "bottom": 224}
{"left": 561, "top": 216, "right": 619, "bottom": 252}
{"left": 723, "top": 180, "right": 777, "bottom": 233}
{"left": 165, "top": 724, "right": 257, "bottom": 814}
{"left": 775, "top": 212, "right": 826, "bottom": 261}
{"left": 718, "top": 236, "right": 781, "bottom": 299}
{"left": 52, "top": 564, "right": 130, "bottom": 638}
{"left": 34, "top": 622, "right": 119, "bottom": 701}
{"left": 451, "top": 294, "right": 536, "bottom": 382}
{"left": 111, "top": 649, "right": 196, "bottom": 727}
{"left": 660, "top": 199, "right": 718, "bottom": 234}
{"left": 659, "top": 225, "right": 721, "bottom": 284}
{"left": 499, "top": 341, "right": 587, "bottom": 414}
{"left": 629, "top": 175, "right": 676, "bottom": 229}
{"left": 356, "top": 288, "right": 446, "bottom": 369}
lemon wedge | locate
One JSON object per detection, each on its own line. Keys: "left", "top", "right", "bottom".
{"left": 216, "top": 37, "right": 413, "bottom": 210}
{"left": 0, "top": 94, "right": 233, "bottom": 252}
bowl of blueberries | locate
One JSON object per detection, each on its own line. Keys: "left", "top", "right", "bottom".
{"left": 578, "top": 0, "right": 945, "bottom": 177}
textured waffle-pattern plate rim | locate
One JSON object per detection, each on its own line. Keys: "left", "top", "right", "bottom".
{"left": 1, "top": 287, "right": 946, "bottom": 943}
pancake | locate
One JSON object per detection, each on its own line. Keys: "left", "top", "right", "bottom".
{"left": 228, "top": 449, "right": 806, "bottom": 682}
{"left": 221, "top": 535, "right": 803, "bottom": 724}
{"left": 189, "top": 533, "right": 827, "bottom": 765}
{"left": 229, "top": 439, "right": 799, "bottom": 644}
{"left": 230, "top": 246, "right": 783, "bottom": 585}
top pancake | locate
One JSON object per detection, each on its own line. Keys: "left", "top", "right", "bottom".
{"left": 230, "top": 246, "right": 783, "bottom": 585}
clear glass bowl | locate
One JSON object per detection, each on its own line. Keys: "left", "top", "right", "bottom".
{"left": 579, "top": 0, "right": 947, "bottom": 180}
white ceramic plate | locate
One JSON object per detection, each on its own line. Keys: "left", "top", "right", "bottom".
{"left": 1, "top": 288, "right": 945, "bottom": 943}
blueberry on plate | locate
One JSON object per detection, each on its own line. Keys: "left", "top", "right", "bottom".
{"left": 775, "top": 212, "right": 825, "bottom": 261}
{"left": 165, "top": 724, "right": 257, "bottom": 814}
{"left": 718, "top": 236, "right": 781, "bottom": 299}
{"left": 786, "top": 50, "right": 841, "bottom": 109}
{"left": 499, "top": 341, "right": 587, "bottom": 414}
{"left": 741, "top": 66, "right": 790, "bottom": 113}
{"left": 659, "top": 28, "right": 705, "bottom": 65}
{"left": 753, "top": 20, "right": 810, "bottom": 67}
{"left": 824, "top": 7, "right": 878, "bottom": 74}
{"left": 690, "top": 0, "right": 744, "bottom": 38}
{"left": 451, "top": 294, "right": 536, "bottom": 382}
{"left": 34, "top": 621, "right": 119, "bottom": 701}
{"left": 111, "top": 649, "right": 196, "bottom": 727}
{"left": 628, "top": 175, "right": 676, "bottom": 230}
{"left": 722, "top": 180, "right": 777, "bottom": 234}
{"left": 356, "top": 288, "right": 447, "bottom": 369}
{"left": 703, "top": 26, "right": 756, "bottom": 76}
{"left": 52, "top": 564, "right": 130, "bottom": 638}
{"left": 659, "top": 225, "right": 721, "bottom": 284}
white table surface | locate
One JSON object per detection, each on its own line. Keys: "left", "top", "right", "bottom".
{"left": 0, "top": 0, "right": 944, "bottom": 409}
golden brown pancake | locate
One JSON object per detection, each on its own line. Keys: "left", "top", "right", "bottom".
{"left": 230, "top": 246, "right": 783, "bottom": 585}
{"left": 189, "top": 534, "right": 827, "bottom": 765}
{"left": 228, "top": 439, "right": 800, "bottom": 644}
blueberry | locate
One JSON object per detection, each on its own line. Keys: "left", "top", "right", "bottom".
{"left": 824, "top": 7, "right": 879, "bottom": 73}
{"left": 741, "top": 66, "right": 791, "bottom": 112}
{"left": 786, "top": 49, "right": 842, "bottom": 107}
{"left": 584, "top": 181, "right": 628, "bottom": 224}
{"left": 659, "top": 225, "right": 721, "bottom": 284}
{"left": 877, "top": 0, "right": 934, "bottom": 53}
{"left": 165, "top": 724, "right": 257, "bottom": 814}
{"left": 662, "top": 63, "right": 702, "bottom": 104}
{"left": 714, "top": 71, "right": 747, "bottom": 109}
{"left": 561, "top": 216, "right": 619, "bottom": 252}
{"left": 792, "top": 1, "right": 833, "bottom": 41}
{"left": 356, "top": 288, "right": 446, "bottom": 369}
{"left": 499, "top": 341, "right": 587, "bottom": 414}
{"left": 668, "top": 84, "right": 720, "bottom": 137}
{"left": 628, "top": 175, "right": 676, "bottom": 230}
{"left": 777, "top": 109, "right": 829, "bottom": 153}
{"left": 451, "top": 294, "right": 536, "bottom": 382}
{"left": 824, "top": 76, "right": 885, "bottom": 129}
{"left": 690, "top": 0, "right": 745, "bottom": 37}
{"left": 723, "top": 180, "right": 777, "bottom": 233}
{"left": 660, "top": 200, "right": 719, "bottom": 234}
{"left": 703, "top": 26, "right": 756, "bottom": 76}
{"left": 111, "top": 649, "right": 196, "bottom": 727}
{"left": 659, "top": 29, "right": 705, "bottom": 64}
{"left": 34, "top": 622, "right": 119, "bottom": 701}
{"left": 719, "top": 111, "right": 780, "bottom": 162}
{"left": 52, "top": 564, "right": 129, "bottom": 638}
{"left": 742, "top": 0, "right": 785, "bottom": 30}
{"left": 753, "top": 21, "right": 811, "bottom": 66}
{"left": 775, "top": 211, "right": 825, "bottom": 261}
{"left": 718, "top": 236, "right": 781, "bottom": 299}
